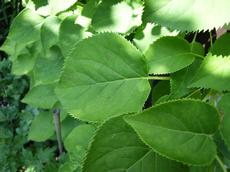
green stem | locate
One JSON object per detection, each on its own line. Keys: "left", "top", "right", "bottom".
{"left": 216, "top": 155, "right": 227, "bottom": 172}
{"left": 186, "top": 89, "right": 201, "bottom": 98}
{"left": 210, "top": 31, "right": 213, "bottom": 47}
{"left": 190, "top": 52, "right": 204, "bottom": 59}
{"left": 147, "top": 76, "right": 170, "bottom": 80}
{"left": 192, "top": 31, "right": 198, "bottom": 43}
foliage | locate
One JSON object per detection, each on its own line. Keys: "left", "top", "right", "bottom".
{"left": 1, "top": 0, "right": 230, "bottom": 171}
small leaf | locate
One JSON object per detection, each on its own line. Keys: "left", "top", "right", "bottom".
{"left": 40, "top": 16, "right": 61, "bottom": 54}
{"left": 210, "top": 33, "right": 230, "bottom": 56}
{"left": 152, "top": 80, "right": 170, "bottom": 104}
{"left": 0, "top": 8, "right": 44, "bottom": 57}
{"left": 83, "top": 117, "right": 187, "bottom": 172}
{"left": 145, "top": 36, "right": 195, "bottom": 74}
{"left": 133, "top": 23, "right": 178, "bottom": 53}
{"left": 33, "top": 46, "right": 64, "bottom": 85}
{"left": 28, "top": 111, "right": 54, "bottom": 142}
{"left": 218, "top": 93, "right": 230, "bottom": 150}
{"left": 49, "top": 0, "right": 78, "bottom": 14}
{"left": 143, "top": 0, "right": 230, "bottom": 31}
{"left": 189, "top": 54, "right": 230, "bottom": 91}
{"left": 59, "top": 15, "right": 86, "bottom": 57}
{"left": 92, "top": 1, "right": 143, "bottom": 34}
{"left": 22, "top": 83, "right": 57, "bottom": 109}
{"left": 56, "top": 33, "right": 150, "bottom": 122}
{"left": 125, "top": 99, "right": 219, "bottom": 165}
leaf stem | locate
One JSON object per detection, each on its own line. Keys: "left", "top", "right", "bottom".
{"left": 209, "top": 31, "right": 213, "bottom": 47}
{"left": 190, "top": 52, "right": 204, "bottom": 59}
{"left": 216, "top": 155, "right": 227, "bottom": 172}
{"left": 147, "top": 76, "right": 170, "bottom": 80}
{"left": 186, "top": 88, "right": 201, "bottom": 98}
{"left": 192, "top": 31, "right": 198, "bottom": 43}
{"left": 53, "top": 109, "right": 63, "bottom": 157}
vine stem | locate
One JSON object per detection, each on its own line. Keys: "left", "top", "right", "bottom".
{"left": 53, "top": 109, "right": 63, "bottom": 157}
{"left": 216, "top": 155, "right": 227, "bottom": 172}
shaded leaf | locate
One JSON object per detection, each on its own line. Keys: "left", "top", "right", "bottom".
{"left": 83, "top": 117, "right": 187, "bottom": 172}
{"left": 210, "top": 33, "right": 230, "bottom": 56}
{"left": 125, "top": 99, "right": 219, "bottom": 165}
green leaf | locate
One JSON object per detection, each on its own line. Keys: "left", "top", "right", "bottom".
{"left": 49, "top": 0, "right": 78, "bottom": 14}
{"left": 143, "top": 0, "right": 230, "bottom": 31}
{"left": 219, "top": 93, "right": 230, "bottom": 150}
{"left": 145, "top": 36, "right": 195, "bottom": 74}
{"left": 64, "top": 124, "right": 96, "bottom": 171}
{"left": 0, "top": 8, "right": 44, "bottom": 57}
{"left": 40, "top": 16, "right": 61, "bottom": 55}
{"left": 0, "top": 127, "right": 13, "bottom": 139}
{"left": 92, "top": 1, "right": 143, "bottom": 34}
{"left": 83, "top": 117, "right": 187, "bottom": 172}
{"left": 59, "top": 15, "right": 86, "bottom": 57}
{"left": 133, "top": 23, "right": 178, "bottom": 53}
{"left": 56, "top": 33, "right": 150, "bottom": 122}
{"left": 189, "top": 54, "right": 230, "bottom": 91}
{"left": 28, "top": 111, "right": 54, "bottom": 142}
{"left": 152, "top": 80, "right": 170, "bottom": 104}
{"left": 22, "top": 84, "right": 57, "bottom": 109}
{"left": 125, "top": 99, "right": 219, "bottom": 165}
{"left": 210, "top": 33, "right": 230, "bottom": 56}
{"left": 11, "top": 41, "right": 40, "bottom": 75}
{"left": 33, "top": 46, "right": 64, "bottom": 85}
{"left": 170, "top": 59, "right": 202, "bottom": 99}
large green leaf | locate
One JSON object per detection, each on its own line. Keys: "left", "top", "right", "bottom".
{"left": 92, "top": 1, "right": 143, "bottom": 34}
{"left": 28, "top": 111, "right": 54, "bottom": 142}
{"left": 0, "top": 8, "right": 44, "bottom": 57}
{"left": 59, "top": 15, "right": 86, "bottom": 57}
{"left": 125, "top": 99, "right": 219, "bottom": 165}
{"left": 218, "top": 93, "right": 230, "bottom": 150}
{"left": 83, "top": 117, "right": 187, "bottom": 172}
{"left": 56, "top": 33, "right": 150, "bottom": 122}
{"left": 145, "top": 36, "right": 195, "bottom": 74}
{"left": 143, "top": 0, "right": 230, "bottom": 31}
{"left": 189, "top": 54, "right": 230, "bottom": 91}
{"left": 22, "top": 84, "right": 57, "bottom": 109}
{"left": 133, "top": 23, "right": 178, "bottom": 53}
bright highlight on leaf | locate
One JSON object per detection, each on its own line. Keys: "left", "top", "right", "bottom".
{"left": 189, "top": 54, "right": 230, "bottom": 91}
{"left": 145, "top": 36, "right": 195, "bottom": 74}
{"left": 56, "top": 33, "right": 150, "bottom": 122}
{"left": 143, "top": 0, "right": 230, "bottom": 31}
{"left": 125, "top": 99, "right": 219, "bottom": 165}
{"left": 92, "top": 1, "right": 143, "bottom": 34}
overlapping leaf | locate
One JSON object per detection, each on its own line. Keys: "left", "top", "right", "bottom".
{"left": 210, "top": 33, "right": 230, "bottom": 56}
{"left": 145, "top": 36, "right": 195, "bottom": 74}
{"left": 189, "top": 54, "right": 230, "bottom": 91}
{"left": 133, "top": 23, "right": 178, "bottom": 53}
{"left": 125, "top": 99, "right": 219, "bottom": 165}
{"left": 83, "top": 117, "right": 187, "bottom": 172}
{"left": 92, "top": 1, "right": 143, "bottom": 34}
{"left": 143, "top": 0, "right": 230, "bottom": 31}
{"left": 56, "top": 33, "right": 150, "bottom": 122}
{"left": 22, "top": 84, "right": 57, "bottom": 109}
{"left": 218, "top": 93, "right": 230, "bottom": 150}
{"left": 0, "top": 8, "right": 44, "bottom": 57}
